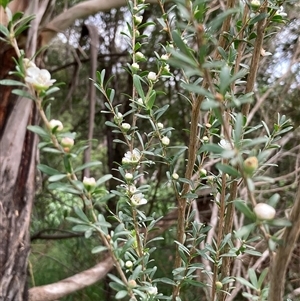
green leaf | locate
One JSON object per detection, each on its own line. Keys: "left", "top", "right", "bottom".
{"left": 268, "top": 193, "right": 280, "bottom": 207}
{"left": 267, "top": 218, "right": 292, "bottom": 227}
{"left": 154, "top": 277, "right": 176, "bottom": 286}
{"left": 257, "top": 268, "right": 268, "bottom": 289}
{"left": 0, "top": 24, "right": 9, "bottom": 36}
{"left": 63, "top": 156, "right": 72, "bottom": 173}
{"left": 91, "top": 246, "right": 108, "bottom": 254}
{"left": 234, "top": 223, "right": 256, "bottom": 238}
{"left": 235, "top": 276, "right": 258, "bottom": 291}
{"left": 42, "top": 147, "right": 63, "bottom": 154}
{"left": 216, "top": 163, "right": 240, "bottom": 177}
{"left": 45, "top": 86, "right": 60, "bottom": 96}
{"left": 234, "top": 113, "right": 244, "bottom": 144}
{"left": 133, "top": 74, "right": 145, "bottom": 99}
{"left": 181, "top": 82, "right": 214, "bottom": 99}
{"left": 146, "top": 90, "right": 156, "bottom": 110}
{"left": 48, "top": 174, "right": 67, "bottom": 182}
{"left": 248, "top": 269, "right": 258, "bottom": 289}
{"left": 66, "top": 216, "right": 87, "bottom": 224}
{"left": 74, "top": 206, "right": 90, "bottom": 223}
{"left": 0, "top": 79, "right": 26, "bottom": 86}
{"left": 74, "top": 161, "right": 102, "bottom": 173}
{"left": 72, "top": 224, "right": 92, "bottom": 232}
{"left": 37, "top": 164, "right": 61, "bottom": 176}
{"left": 234, "top": 200, "right": 255, "bottom": 220}
{"left": 219, "top": 65, "right": 231, "bottom": 94}
{"left": 48, "top": 183, "right": 81, "bottom": 194}
{"left": 0, "top": 0, "right": 13, "bottom": 9}
{"left": 96, "top": 174, "right": 113, "bottom": 186}
{"left": 172, "top": 30, "right": 194, "bottom": 59}
{"left": 27, "top": 125, "right": 49, "bottom": 138}
{"left": 107, "top": 274, "right": 125, "bottom": 287}
{"left": 199, "top": 143, "right": 224, "bottom": 154}
{"left": 115, "top": 290, "right": 128, "bottom": 299}
{"left": 249, "top": 12, "right": 268, "bottom": 25}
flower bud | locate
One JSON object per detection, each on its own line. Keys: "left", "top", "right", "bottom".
{"left": 200, "top": 168, "right": 207, "bottom": 177}
{"left": 148, "top": 71, "right": 157, "bottom": 81}
{"left": 148, "top": 286, "right": 158, "bottom": 295}
{"left": 83, "top": 177, "right": 96, "bottom": 190}
{"left": 254, "top": 203, "right": 276, "bottom": 221}
{"left": 157, "top": 122, "right": 164, "bottom": 129}
{"left": 203, "top": 136, "right": 209, "bottom": 143}
{"left": 49, "top": 119, "right": 63, "bottom": 132}
{"left": 121, "top": 123, "right": 131, "bottom": 131}
{"left": 163, "top": 64, "right": 170, "bottom": 73}
{"left": 135, "top": 29, "right": 140, "bottom": 37}
{"left": 250, "top": 0, "right": 260, "bottom": 9}
{"left": 135, "top": 52, "right": 145, "bottom": 61}
{"left": 125, "top": 173, "right": 134, "bottom": 181}
{"left": 215, "top": 93, "right": 224, "bottom": 102}
{"left": 125, "top": 260, "right": 133, "bottom": 268}
{"left": 136, "top": 98, "right": 144, "bottom": 105}
{"left": 114, "top": 112, "right": 123, "bottom": 124}
{"left": 161, "top": 54, "right": 169, "bottom": 61}
{"left": 161, "top": 136, "right": 170, "bottom": 146}
{"left": 61, "top": 137, "right": 74, "bottom": 147}
{"left": 243, "top": 156, "right": 258, "bottom": 176}
{"left": 23, "top": 58, "right": 36, "bottom": 69}
{"left": 131, "top": 62, "right": 140, "bottom": 71}
{"left": 172, "top": 172, "right": 179, "bottom": 180}
{"left": 215, "top": 281, "right": 223, "bottom": 290}
{"left": 128, "top": 279, "right": 137, "bottom": 288}
{"left": 134, "top": 15, "right": 143, "bottom": 25}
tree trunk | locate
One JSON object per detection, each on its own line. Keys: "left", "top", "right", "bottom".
{"left": 0, "top": 43, "right": 38, "bottom": 300}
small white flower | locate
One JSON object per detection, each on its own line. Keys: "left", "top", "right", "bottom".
{"left": 125, "top": 260, "right": 133, "bottom": 268}
{"left": 219, "top": 139, "right": 232, "bottom": 150}
{"left": 121, "top": 123, "right": 131, "bottom": 131}
{"left": 25, "top": 66, "right": 56, "bottom": 91}
{"left": 61, "top": 137, "right": 74, "bottom": 147}
{"left": 163, "top": 64, "right": 170, "bottom": 73}
{"left": 254, "top": 203, "right": 276, "bottom": 221}
{"left": 49, "top": 119, "right": 63, "bottom": 131}
{"left": 203, "top": 136, "right": 209, "bottom": 142}
{"left": 114, "top": 112, "right": 123, "bottom": 124}
{"left": 161, "top": 136, "right": 170, "bottom": 146}
{"left": 200, "top": 168, "right": 207, "bottom": 176}
{"left": 127, "top": 184, "right": 137, "bottom": 194}
{"left": 207, "top": 175, "right": 214, "bottom": 182}
{"left": 161, "top": 54, "right": 169, "bottom": 61}
{"left": 83, "top": 177, "right": 96, "bottom": 189}
{"left": 23, "top": 58, "right": 36, "bottom": 69}
{"left": 276, "top": 7, "right": 287, "bottom": 17}
{"left": 131, "top": 62, "right": 140, "bottom": 71}
{"left": 122, "top": 149, "right": 141, "bottom": 165}
{"left": 260, "top": 48, "right": 272, "bottom": 57}
{"left": 157, "top": 122, "right": 164, "bottom": 129}
{"left": 134, "top": 15, "right": 143, "bottom": 25}
{"left": 122, "top": 157, "right": 131, "bottom": 164}
{"left": 250, "top": 0, "right": 260, "bottom": 8}
{"left": 148, "top": 286, "right": 158, "bottom": 295}
{"left": 148, "top": 71, "right": 157, "bottom": 81}
{"left": 131, "top": 192, "right": 147, "bottom": 206}
{"left": 125, "top": 173, "right": 134, "bottom": 181}
{"left": 136, "top": 98, "right": 144, "bottom": 105}
{"left": 205, "top": 123, "right": 212, "bottom": 128}
{"left": 135, "top": 52, "right": 145, "bottom": 60}
{"left": 172, "top": 173, "right": 179, "bottom": 180}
